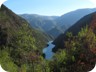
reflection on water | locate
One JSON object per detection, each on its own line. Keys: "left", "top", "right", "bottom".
{"left": 43, "top": 41, "right": 55, "bottom": 60}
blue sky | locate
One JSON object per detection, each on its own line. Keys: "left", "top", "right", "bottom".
{"left": 4, "top": 0, "right": 96, "bottom": 16}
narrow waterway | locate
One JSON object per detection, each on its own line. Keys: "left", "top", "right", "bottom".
{"left": 43, "top": 41, "right": 55, "bottom": 60}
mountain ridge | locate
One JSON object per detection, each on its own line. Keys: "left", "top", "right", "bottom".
{"left": 52, "top": 11, "right": 96, "bottom": 52}
{"left": 20, "top": 8, "right": 96, "bottom": 39}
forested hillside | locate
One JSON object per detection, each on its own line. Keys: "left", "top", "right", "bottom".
{"left": 0, "top": 5, "right": 51, "bottom": 72}
{"left": 0, "top": 5, "right": 96, "bottom": 72}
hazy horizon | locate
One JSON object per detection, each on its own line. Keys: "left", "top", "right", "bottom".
{"left": 4, "top": 0, "right": 96, "bottom": 16}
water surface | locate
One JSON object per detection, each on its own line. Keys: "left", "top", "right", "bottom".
{"left": 43, "top": 41, "right": 55, "bottom": 60}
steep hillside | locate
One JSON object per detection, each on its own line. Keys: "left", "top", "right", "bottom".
{"left": 0, "top": 5, "right": 96, "bottom": 72}
{"left": 20, "top": 14, "right": 59, "bottom": 31}
{"left": 50, "top": 12, "right": 96, "bottom": 72}
{"left": 51, "top": 24, "right": 96, "bottom": 72}
{"left": 53, "top": 12, "right": 96, "bottom": 52}
{"left": 0, "top": 5, "right": 51, "bottom": 72}
{"left": 56, "top": 8, "right": 96, "bottom": 31}
{"left": 0, "top": 5, "right": 51, "bottom": 47}
{"left": 20, "top": 14, "right": 61, "bottom": 39}
{"left": 47, "top": 26, "right": 64, "bottom": 38}
{"left": 20, "top": 8, "right": 96, "bottom": 39}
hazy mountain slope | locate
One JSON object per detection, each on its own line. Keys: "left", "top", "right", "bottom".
{"left": 20, "top": 14, "right": 59, "bottom": 31}
{"left": 56, "top": 8, "right": 96, "bottom": 31}
{"left": 52, "top": 11, "right": 96, "bottom": 52}
{"left": 20, "top": 8, "right": 96, "bottom": 39}
{"left": 20, "top": 14, "right": 62, "bottom": 39}
{"left": 47, "top": 26, "right": 64, "bottom": 38}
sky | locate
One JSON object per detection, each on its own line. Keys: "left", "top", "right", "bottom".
{"left": 3, "top": 0, "right": 96, "bottom": 16}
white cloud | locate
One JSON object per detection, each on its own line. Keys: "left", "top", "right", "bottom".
{"left": 0, "top": 0, "right": 7, "bottom": 7}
